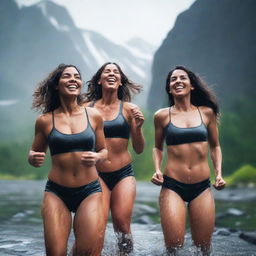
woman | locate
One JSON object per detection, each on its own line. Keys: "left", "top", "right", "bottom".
{"left": 85, "top": 62, "right": 145, "bottom": 254}
{"left": 28, "top": 64, "right": 107, "bottom": 256}
{"left": 151, "top": 65, "right": 226, "bottom": 255}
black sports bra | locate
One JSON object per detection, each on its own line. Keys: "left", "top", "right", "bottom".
{"left": 164, "top": 107, "right": 208, "bottom": 146}
{"left": 48, "top": 108, "right": 96, "bottom": 155}
{"left": 89, "top": 101, "right": 130, "bottom": 139}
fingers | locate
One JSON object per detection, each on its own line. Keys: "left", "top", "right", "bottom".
{"left": 81, "top": 151, "right": 98, "bottom": 166}
{"left": 213, "top": 178, "right": 226, "bottom": 190}
{"left": 29, "top": 151, "right": 45, "bottom": 167}
{"left": 131, "top": 108, "right": 144, "bottom": 127}
{"left": 151, "top": 172, "right": 163, "bottom": 186}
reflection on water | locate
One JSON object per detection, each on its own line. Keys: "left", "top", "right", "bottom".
{"left": 0, "top": 180, "right": 255, "bottom": 255}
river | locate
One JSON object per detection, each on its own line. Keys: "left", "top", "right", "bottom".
{"left": 0, "top": 180, "right": 255, "bottom": 255}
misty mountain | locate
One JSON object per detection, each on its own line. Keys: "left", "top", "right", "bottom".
{"left": 0, "top": 0, "right": 155, "bottom": 141}
{"left": 147, "top": 0, "right": 256, "bottom": 110}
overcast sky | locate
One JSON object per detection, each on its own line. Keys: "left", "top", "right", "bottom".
{"left": 16, "top": 0, "right": 196, "bottom": 46}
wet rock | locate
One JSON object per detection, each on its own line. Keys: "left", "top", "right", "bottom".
{"left": 228, "top": 228, "right": 239, "bottom": 233}
{"left": 226, "top": 208, "right": 245, "bottom": 216}
{"left": 239, "top": 232, "right": 256, "bottom": 245}
{"left": 135, "top": 215, "right": 154, "bottom": 225}
{"left": 213, "top": 228, "right": 231, "bottom": 236}
{"left": 134, "top": 203, "right": 158, "bottom": 215}
{"left": 216, "top": 208, "right": 245, "bottom": 219}
{"left": 12, "top": 212, "right": 26, "bottom": 219}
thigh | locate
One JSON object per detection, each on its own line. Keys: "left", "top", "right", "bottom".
{"left": 99, "top": 177, "right": 111, "bottom": 222}
{"left": 189, "top": 188, "right": 215, "bottom": 246}
{"left": 41, "top": 192, "right": 72, "bottom": 255}
{"left": 110, "top": 176, "right": 136, "bottom": 231}
{"left": 159, "top": 188, "right": 187, "bottom": 247}
{"left": 73, "top": 192, "right": 105, "bottom": 254}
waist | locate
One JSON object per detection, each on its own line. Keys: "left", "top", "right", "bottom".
{"left": 164, "top": 162, "right": 210, "bottom": 183}
{"left": 98, "top": 162, "right": 133, "bottom": 175}
{"left": 48, "top": 163, "right": 99, "bottom": 187}
{"left": 163, "top": 175, "right": 210, "bottom": 186}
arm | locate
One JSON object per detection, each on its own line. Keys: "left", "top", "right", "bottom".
{"left": 207, "top": 110, "right": 226, "bottom": 190}
{"left": 81, "top": 110, "right": 108, "bottom": 166}
{"left": 28, "top": 115, "right": 48, "bottom": 167}
{"left": 151, "top": 111, "right": 165, "bottom": 185}
{"left": 130, "top": 104, "right": 145, "bottom": 154}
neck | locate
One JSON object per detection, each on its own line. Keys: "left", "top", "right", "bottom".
{"left": 173, "top": 97, "right": 194, "bottom": 112}
{"left": 101, "top": 90, "right": 119, "bottom": 105}
{"left": 59, "top": 96, "right": 80, "bottom": 114}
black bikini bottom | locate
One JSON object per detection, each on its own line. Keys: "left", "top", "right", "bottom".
{"left": 45, "top": 179, "right": 102, "bottom": 212}
{"left": 162, "top": 175, "right": 211, "bottom": 203}
{"left": 98, "top": 163, "right": 134, "bottom": 191}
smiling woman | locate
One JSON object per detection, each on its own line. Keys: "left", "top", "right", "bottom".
{"left": 151, "top": 65, "right": 226, "bottom": 255}
{"left": 84, "top": 62, "right": 145, "bottom": 254}
{"left": 28, "top": 64, "right": 107, "bottom": 256}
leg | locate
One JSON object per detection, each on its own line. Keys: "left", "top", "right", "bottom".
{"left": 189, "top": 188, "right": 215, "bottom": 256}
{"left": 99, "top": 177, "right": 111, "bottom": 225}
{"left": 41, "top": 192, "right": 72, "bottom": 256}
{"left": 110, "top": 176, "right": 136, "bottom": 254}
{"left": 159, "top": 188, "right": 187, "bottom": 254}
{"left": 73, "top": 192, "right": 105, "bottom": 256}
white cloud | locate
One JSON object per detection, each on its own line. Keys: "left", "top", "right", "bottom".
{"left": 15, "top": 0, "right": 196, "bottom": 46}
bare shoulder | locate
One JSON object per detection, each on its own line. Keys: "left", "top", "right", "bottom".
{"left": 86, "top": 106, "right": 100, "bottom": 116}
{"left": 123, "top": 101, "right": 141, "bottom": 111}
{"left": 85, "top": 106, "right": 103, "bottom": 122}
{"left": 83, "top": 101, "right": 93, "bottom": 107}
{"left": 34, "top": 113, "right": 51, "bottom": 131}
{"left": 36, "top": 113, "right": 51, "bottom": 124}
{"left": 154, "top": 107, "right": 169, "bottom": 120}
{"left": 199, "top": 106, "right": 215, "bottom": 118}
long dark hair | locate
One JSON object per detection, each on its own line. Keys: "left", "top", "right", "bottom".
{"left": 85, "top": 62, "right": 142, "bottom": 102}
{"left": 32, "top": 64, "right": 85, "bottom": 113}
{"left": 165, "top": 65, "right": 219, "bottom": 116}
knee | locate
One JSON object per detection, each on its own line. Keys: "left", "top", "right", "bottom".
{"left": 45, "top": 248, "right": 67, "bottom": 256}
{"left": 112, "top": 215, "right": 131, "bottom": 234}
{"left": 112, "top": 217, "right": 131, "bottom": 233}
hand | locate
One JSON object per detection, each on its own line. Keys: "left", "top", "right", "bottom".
{"left": 28, "top": 150, "right": 45, "bottom": 167}
{"left": 131, "top": 107, "right": 144, "bottom": 128}
{"left": 151, "top": 171, "right": 163, "bottom": 186}
{"left": 81, "top": 151, "right": 99, "bottom": 167}
{"left": 213, "top": 175, "right": 226, "bottom": 190}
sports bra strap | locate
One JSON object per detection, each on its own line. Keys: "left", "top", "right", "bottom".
{"left": 119, "top": 101, "right": 123, "bottom": 114}
{"left": 197, "top": 107, "right": 204, "bottom": 123}
{"left": 51, "top": 111, "right": 55, "bottom": 128}
{"left": 84, "top": 107, "right": 92, "bottom": 128}
{"left": 169, "top": 107, "right": 172, "bottom": 123}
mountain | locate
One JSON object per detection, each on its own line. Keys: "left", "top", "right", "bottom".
{"left": 147, "top": 0, "right": 256, "bottom": 111}
{"left": 0, "top": 0, "right": 154, "bottom": 141}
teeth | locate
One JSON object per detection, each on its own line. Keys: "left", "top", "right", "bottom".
{"left": 68, "top": 85, "right": 77, "bottom": 89}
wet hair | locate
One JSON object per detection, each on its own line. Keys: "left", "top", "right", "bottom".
{"left": 165, "top": 65, "right": 219, "bottom": 116}
{"left": 85, "top": 62, "right": 142, "bottom": 102}
{"left": 32, "top": 64, "right": 85, "bottom": 113}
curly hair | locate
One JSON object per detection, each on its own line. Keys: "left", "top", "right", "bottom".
{"left": 32, "top": 64, "right": 85, "bottom": 113}
{"left": 165, "top": 65, "right": 219, "bottom": 116}
{"left": 85, "top": 62, "right": 142, "bottom": 102}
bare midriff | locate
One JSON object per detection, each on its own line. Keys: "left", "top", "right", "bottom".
{"left": 97, "top": 138, "right": 132, "bottom": 172}
{"left": 164, "top": 141, "right": 210, "bottom": 184}
{"left": 48, "top": 152, "right": 99, "bottom": 187}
